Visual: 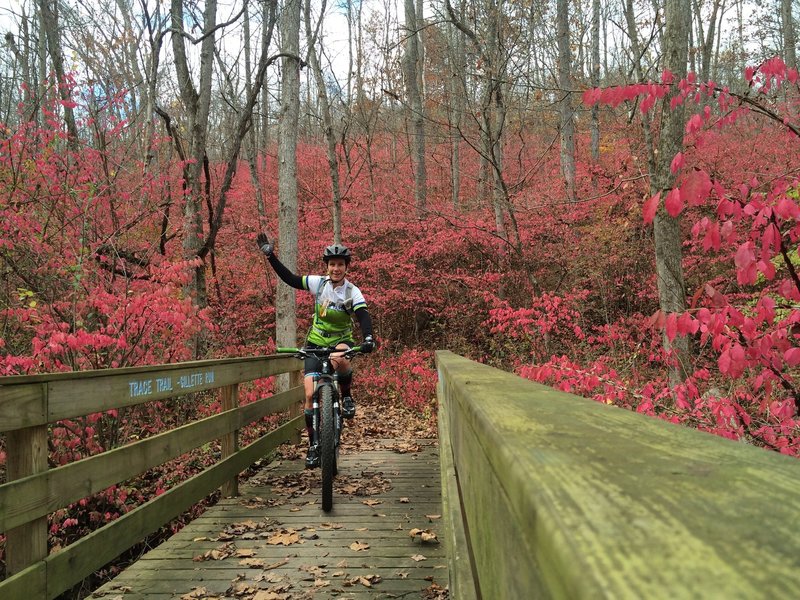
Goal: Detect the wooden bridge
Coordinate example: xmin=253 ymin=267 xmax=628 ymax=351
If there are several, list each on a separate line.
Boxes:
xmin=2 ymin=351 xmax=800 ymax=599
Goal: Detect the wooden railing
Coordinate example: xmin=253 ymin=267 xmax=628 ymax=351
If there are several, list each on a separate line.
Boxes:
xmin=0 ymin=355 xmax=304 ymax=599
xmin=436 ymin=350 xmax=800 ymax=599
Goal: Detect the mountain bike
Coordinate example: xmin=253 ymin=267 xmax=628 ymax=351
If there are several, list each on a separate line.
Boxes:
xmin=277 ymin=344 xmax=363 ymax=512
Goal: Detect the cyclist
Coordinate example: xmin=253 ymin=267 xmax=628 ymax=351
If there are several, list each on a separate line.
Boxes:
xmin=257 ymin=233 xmax=375 ymax=468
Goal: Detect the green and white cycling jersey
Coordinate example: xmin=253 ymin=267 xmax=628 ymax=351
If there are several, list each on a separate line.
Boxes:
xmin=303 ymin=275 xmax=367 ymax=346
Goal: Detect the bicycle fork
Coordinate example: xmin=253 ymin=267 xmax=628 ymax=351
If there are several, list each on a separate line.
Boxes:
xmin=311 ymin=375 xmax=342 ymax=447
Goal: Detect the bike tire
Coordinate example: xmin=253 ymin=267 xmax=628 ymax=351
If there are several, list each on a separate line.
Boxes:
xmin=320 ymin=383 xmax=336 ymax=512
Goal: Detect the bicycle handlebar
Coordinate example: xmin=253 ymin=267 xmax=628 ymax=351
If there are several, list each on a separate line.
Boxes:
xmin=277 ymin=346 xmax=363 ymax=359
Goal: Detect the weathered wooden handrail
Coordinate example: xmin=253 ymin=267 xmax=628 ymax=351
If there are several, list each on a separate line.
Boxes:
xmin=0 ymin=355 xmax=304 ymax=599
xmin=436 ymin=350 xmax=800 ymax=598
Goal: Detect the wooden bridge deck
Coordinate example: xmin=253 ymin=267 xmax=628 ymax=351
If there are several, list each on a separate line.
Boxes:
xmin=91 ymin=439 xmax=448 ymax=599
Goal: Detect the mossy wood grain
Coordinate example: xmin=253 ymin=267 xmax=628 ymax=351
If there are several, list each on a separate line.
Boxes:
xmin=0 ymin=387 xmax=302 ymax=532
xmin=437 ymin=379 xmax=480 ymax=600
xmin=0 ymin=562 xmax=46 ymax=600
xmin=435 ymin=350 xmax=800 ymax=599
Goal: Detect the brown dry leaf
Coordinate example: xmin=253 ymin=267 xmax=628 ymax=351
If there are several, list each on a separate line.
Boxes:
xmin=192 ymin=536 xmax=210 ymax=542
xmin=220 ymin=518 xmax=276 ymax=539
xmin=426 ymin=514 xmax=442 ymax=520
xmin=422 ymin=582 xmax=449 ymax=599
xmin=240 ymin=496 xmax=268 ymax=508
xmin=252 ymin=592 xmax=288 ymax=600
xmin=411 ymin=554 xmax=427 ymax=562
xmin=313 ymin=578 xmax=330 ymax=588
xmin=362 ymin=499 xmax=382 ymax=506
xmin=349 ymin=541 xmax=370 ymax=551
xmin=192 ymin=542 xmax=236 ymax=562
xmin=229 ymin=582 xmax=257 ymax=595
xmin=389 ymin=441 xmax=421 ymax=454
xmin=262 ymin=572 xmax=284 ymax=584
xmin=180 ymin=588 xmax=209 ymax=599
xmin=396 ymin=571 xmax=410 ymax=579
xmin=399 ymin=497 xmax=410 ymax=503
xmin=350 ymin=574 xmax=382 ymax=588
xmin=235 ymin=548 xmax=257 ymax=557
xmin=239 ymin=558 xmax=265 ymax=568
xmin=263 ymin=558 xmax=289 ymax=570
xmin=266 ymin=530 xmax=301 ymax=546
xmin=299 ymin=564 xmax=328 ymax=577
xmin=410 ymin=528 xmax=439 ymax=543
xmin=319 ymin=522 xmax=343 ymax=530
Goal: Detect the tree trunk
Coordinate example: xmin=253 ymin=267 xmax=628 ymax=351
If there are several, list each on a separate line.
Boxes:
xmin=693 ymin=0 xmax=722 ymax=82
xmin=404 ymin=0 xmax=426 ymax=217
xmin=624 ymin=0 xmax=657 ymax=176
xmin=37 ymin=0 xmax=79 ymax=149
xmin=782 ymin=0 xmax=797 ymax=69
xmin=557 ymin=0 xmax=576 ymax=201
xmin=243 ymin=2 xmax=266 ymax=219
xmin=653 ymin=0 xmax=692 ymax=387
xmin=170 ymin=0 xmax=218 ymax=311
xmin=260 ymin=0 xmax=272 ymax=204
xmin=276 ymin=0 xmax=302 ymax=390
xmin=305 ymin=0 xmax=343 ymax=242
xmin=448 ymin=0 xmax=466 ymax=210
xmin=590 ymin=0 xmax=601 ymax=164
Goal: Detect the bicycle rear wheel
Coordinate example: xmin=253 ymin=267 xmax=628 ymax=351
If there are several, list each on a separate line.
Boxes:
xmin=319 ymin=383 xmax=336 ymax=512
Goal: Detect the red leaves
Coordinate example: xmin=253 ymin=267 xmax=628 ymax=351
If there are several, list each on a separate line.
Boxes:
xmin=685 ymin=113 xmax=704 ymax=134
xmin=664 ymin=188 xmax=684 ymax=217
xmin=680 ymin=169 xmax=712 ymax=207
xmin=734 ymin=242 xmax=758 ymax=285
xmin=718 ymin=344 xmax=746 ymax=378
xmin=642 ymin=192 xmax=660 ymax=224
xmin=783 ymin=347 xmax=800 ymax=367
xmin=670 ymin=152 xmax=684 ymax=174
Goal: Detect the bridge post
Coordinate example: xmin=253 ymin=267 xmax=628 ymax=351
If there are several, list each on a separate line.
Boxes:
xmin=5 ymin=424 xmax=48 ymax=574
xmin=288 ymin=370 xmax=303 ymax=444
xmin=220 ymin=384 xmax=239 ymax=497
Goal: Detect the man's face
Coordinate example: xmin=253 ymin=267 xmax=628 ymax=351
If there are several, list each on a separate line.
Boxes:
xmin=326 ymin=258 xmax=348 ymax=282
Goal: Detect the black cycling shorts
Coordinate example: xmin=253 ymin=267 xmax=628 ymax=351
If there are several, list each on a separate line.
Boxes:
xmin=303 ymin=340 xmax=354 ymax=377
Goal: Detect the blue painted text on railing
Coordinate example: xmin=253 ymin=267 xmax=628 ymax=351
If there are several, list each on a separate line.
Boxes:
xmin=128 ymin=370 xmax=215 ymax=399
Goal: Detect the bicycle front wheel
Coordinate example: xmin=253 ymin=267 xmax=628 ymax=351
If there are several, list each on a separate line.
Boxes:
xmin=319 ymin=383 xmax=336 ymax=512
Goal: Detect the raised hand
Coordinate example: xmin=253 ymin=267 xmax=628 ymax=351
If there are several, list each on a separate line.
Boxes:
xmin=256 ymin=232 xmax=273 ymax=256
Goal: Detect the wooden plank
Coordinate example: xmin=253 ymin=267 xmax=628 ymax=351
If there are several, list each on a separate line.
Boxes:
xmin=0 ymin=387 xmax=303 ymax=531
xmin=436 ymin=350 xmax=800 ymax=599
xmin=0 ymin=356 xmax=300 ymax=431
xmin=4 ymin=425 xmax=48 ymax=575
xmin=0 ymin=355 xmax=295 ymax=385
xmin=0 ymin=561 xmax=46 ymax=600
xmin=46 ymin=357 xmax=299 ymax=424
xmin=41 ymin=417 xmax=301 ymax=600
xmin=436 ymin=378 xmax=479 ymax=600
xmin=91 ymin=442 xmax=448 ymax=600
xmin=0 ymin=383 xmax=46 ymax=432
